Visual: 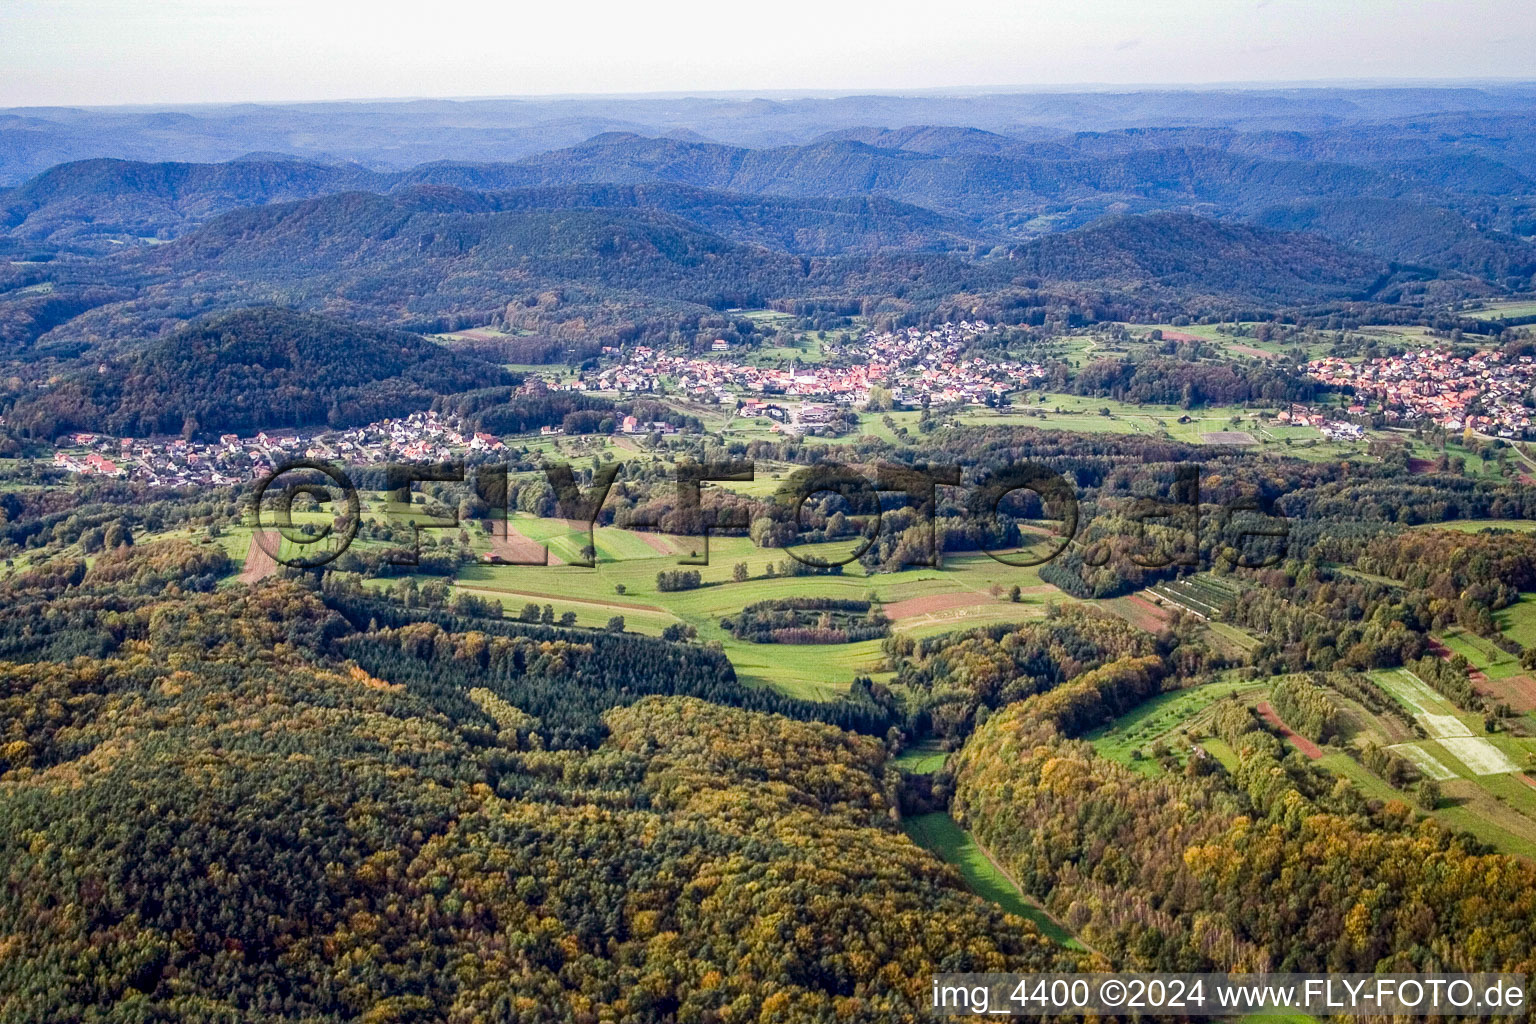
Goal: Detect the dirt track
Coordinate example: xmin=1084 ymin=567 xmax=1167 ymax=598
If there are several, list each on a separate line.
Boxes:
xmin=1430 ymin=636 xmax=1536 ymax=711
xmin=1227 ymin=343 xmax=1278 ymax=360
xmin=454 ymin=585 xmax=667 ymax=617
xmin=239 ymin=530 xmax=279 ymax=584
xmin=488 ymin=524 xmax=561 ymax=565
xmin=1122 ymin=594 xmax=1173 ymax=630
xmin=1256 ymin=701 xmax=1323 ymax=759
xmin=885 ymin=591 xmax=993 ymax=620
xmin=886 ymin=585 xmax=1060 ymax=621
xmin=633 ymin=531 xmax=685 ymax=555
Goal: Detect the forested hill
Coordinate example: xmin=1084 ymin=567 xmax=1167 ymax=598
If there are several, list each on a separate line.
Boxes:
xmin=6 ymin=307 xmax=510 ymax=438
xmin=3 ymin=106 xmax=1532 ymax=354
xmin=0 ymin=157 xmax=386 ymax=249
xmin=428 ymin=183 xmax=989 ymax=255
xmin=25 ymin=194 xmax=1412 ymax=351
xmin=7 ymin=120 xmax=1534 ymax=281
xmin=1009 ymin=212 xmax=1389 ymax=303
xmin=1252 ymin=197 xmax=1536 ymax=284
xmin=509 ymin=132 xmax=1536 ymax=233
xmin=121 ymin=189 xmax=818 ymax=337
xmin=0 ymin=557 xmax=1076 ymax=1018
xmin=4 ymin=86 xmax=1536 ymax=184
xmin=0 ymin=159 xmax=990 ymax=257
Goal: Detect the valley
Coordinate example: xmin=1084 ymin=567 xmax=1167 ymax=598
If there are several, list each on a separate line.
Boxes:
xmin=4 ymin=75 xmax=1536 ymax=1021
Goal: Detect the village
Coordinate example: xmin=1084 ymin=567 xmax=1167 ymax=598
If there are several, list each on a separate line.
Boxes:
xmin=1306 ymin=347 xmax=1536 ymax=438
xmin=54 ymin=327 xmax=1536 ymax=488
xmin=44 ymin=322 xmax=1048 ymax=484
xmin=50 ymin=410 xmax=507 ymax=486
xmin=567 ymin=321 xmax=1045 ymax=410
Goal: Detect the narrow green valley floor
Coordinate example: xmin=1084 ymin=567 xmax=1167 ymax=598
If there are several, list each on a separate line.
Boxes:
xmin=901 ymin=811 xmax=1086 ymax=951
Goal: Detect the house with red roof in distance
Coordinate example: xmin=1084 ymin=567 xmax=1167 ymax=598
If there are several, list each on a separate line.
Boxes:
xmin=470 ymin=432 xmax=506 ymax=451
xmin=84 ymin=453 xmax=123 ymax=477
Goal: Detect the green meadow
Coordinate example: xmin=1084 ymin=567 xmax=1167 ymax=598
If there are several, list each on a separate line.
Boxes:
xmin=900 ymin=812 xmax=1084 ymax=950
xmin=891 ymin=741 xmax=949 ymax=774
xmin=1087 ymin=680 xmax=1251 ymax=776
xmin=957 ymin=392 xmax=1372 ymax=460
xmin=1464 ymin=301 xmax=1536 ymax=321
xmin=448 ymin=527 xmax=1065 ymax=699
xmin=1437 ymin=628 xmax=1525 ymax=680
xmin=1415 ymin=519 xmax=1536 ymax=534
xmin=1495 ymin=594 xmax=1536 ymax=649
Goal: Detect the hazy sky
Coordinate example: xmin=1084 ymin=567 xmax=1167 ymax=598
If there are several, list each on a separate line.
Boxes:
xmin=2 ymin=0 xmax=1533 ymax=107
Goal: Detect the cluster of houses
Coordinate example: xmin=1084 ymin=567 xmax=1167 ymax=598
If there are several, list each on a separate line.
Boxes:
xmin=48 ymin=320 xmax=1052 ymax=484
xmin=568 ymin=321 xmax=1042 ymax=408
xmin=1306 ymin=349 xmax=1536 ymax=438
xmin=51 ymin=411 xmax=506 ymax=487
xmin=1275 ymin=406 xmax=1365 ymax=441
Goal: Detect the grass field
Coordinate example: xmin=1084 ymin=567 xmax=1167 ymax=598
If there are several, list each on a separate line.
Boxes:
xmin=1437 ymin=628 xmax=1525 ymax=680
xmin=1355 ymin=666 xmax=1536 ymax=857
xmin=1129 ymin=320 xmax=1345 ymax=362
xmin=1464 ymin=300 xmax=1536 ymax=321
xmin=446 ymin=527 xmax=1068 ymax=698
xmin=1086 ymin=680 xmax=1250 ymax=776
xmin=1205 ymin=620 xmax=1260 ymax=653
xmin=1416 ymin=519 xmax=1536 ymax=534
xmin=958 ymin=392 xmax=1375 ymax=462
xmin=1075 ymin=665 xmax=1536 ymax=861
xmin=1496 ymin=594 xmax=1536 ymax=649
xmin=900 ymin=812 xmax=1084 ymax=949
xmin=1403 ymin=439 xmax=1523 ymax=483
xmin=891 ymin=741 xmax=948 ymax=774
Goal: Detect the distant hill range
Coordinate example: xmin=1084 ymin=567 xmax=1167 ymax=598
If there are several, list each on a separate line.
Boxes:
xmin=1 ymin=87 xmax=1533 ymax=375
xmin=4 ymin=125 xmax=1533 ymax=285
xmin=4 ymin=86 xmax=1536 ymax=183
xmin=1252 ymin=198 xmax=1536 ymax=282
xmin=12 ymin=189 xmax=1396 ymax=356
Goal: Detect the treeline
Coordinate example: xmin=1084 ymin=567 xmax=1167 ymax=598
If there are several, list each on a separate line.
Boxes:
xmin=450 ymin=332 xmax=605 ymax=366
xmin=0 ymin=538 xmax=245 ymax=662
xmin=1036 ymin=509 xmax=1193 ymax=599
xmin=856 ymin=504 xmax=1021 ymax=574
xmin=322 ymin=586 xmax=898 ymax=745
xmin=1269 ymin=674 xmax=1341 ymax=743
xmin=431 ymin=388 xmax=700 ymax=437
xmin=950 ymin=660 xmax=1536 ymax=975
xmin=655 ymin=568 xmax=703 ymax=592
xmin=881 ymin=605 xmax=1166 ymax=739
xmin=7 ymin=307 xmax=511 ymax=438
xmin=431 ymin=385 xmax=615 ymax=435
xmin=0 ymin=565 xmax=1078 ymax=1018
xmin=1357 ymin=529 xmax=1536 ymax=631
xmin=1071 ymin=354 xmax=1319 ymax=406
xmin=1407 ymin=653 xmax=1483 ymax=712
xmin=1225 ymin=561 xmax=1428 ymax=674
xmin=723 ymin=597 xmax=890 ymax=644
xmin=1222 ymin=526 xmax=1536 ymax=676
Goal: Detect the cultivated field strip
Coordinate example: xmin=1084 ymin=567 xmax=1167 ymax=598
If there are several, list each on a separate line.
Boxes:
xmin=1439 ymin=737 xmax=1522 ymax=776
xmin=1389 ymin=743 xmax=1459 ymax=781
xmin=1148 ymin=574 xmax=1241 ymax=620
xmin=1375 ymin=668 xmax=1523 ymax=776
xmin=1422 ymin=713 xmax=1473 ymax=739
xmin=1381 ymin=668 xmax=1450 ymax=717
